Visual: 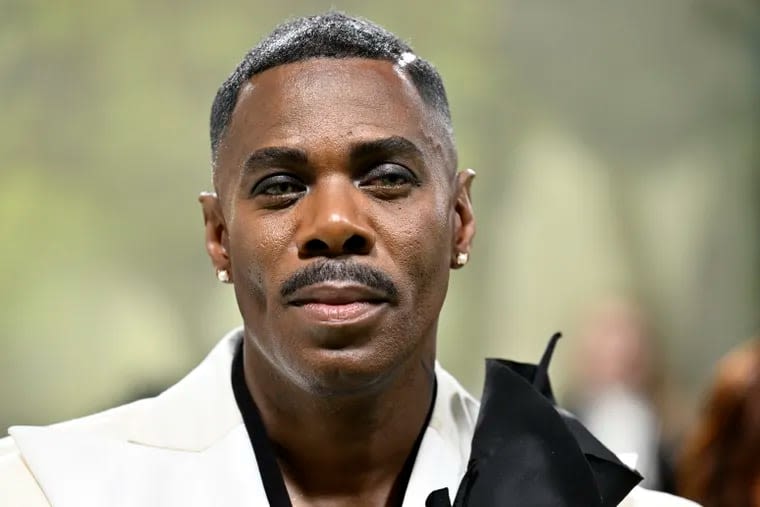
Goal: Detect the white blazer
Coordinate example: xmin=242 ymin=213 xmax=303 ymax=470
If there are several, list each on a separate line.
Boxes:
xmin=0 ymin=329 xmax=698 ymax=506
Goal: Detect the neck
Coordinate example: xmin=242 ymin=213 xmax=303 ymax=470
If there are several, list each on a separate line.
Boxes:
xmin=242 ymin=338 xmax=436 ymax=504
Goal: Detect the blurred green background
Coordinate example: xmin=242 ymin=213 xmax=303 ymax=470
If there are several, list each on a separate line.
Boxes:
xmin=1 ymin=0 xmax=758 ymax=440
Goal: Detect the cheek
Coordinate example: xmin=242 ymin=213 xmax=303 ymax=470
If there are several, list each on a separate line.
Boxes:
xmin=377 ymin=193 xmax=452 ymax=301
xmin=228 ymin=210 xmax=295 ymax=302
xmin=412 ymin=208 xmax=452 ymax=298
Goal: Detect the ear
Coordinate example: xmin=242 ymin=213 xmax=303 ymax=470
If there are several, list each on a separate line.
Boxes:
xmin=450 ymin=169 xmax=476 ymax=269
xmin=198 ymin=191 xmax=232 ymax=282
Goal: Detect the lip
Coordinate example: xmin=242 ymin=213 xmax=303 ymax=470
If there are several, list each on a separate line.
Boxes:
xmin=294 ymin=301 xmax=387 ymax=323
xmin=285 ymin=283 xmax=392 ymax=306
xmin=285 ymin=283 xmax=392 ymax=324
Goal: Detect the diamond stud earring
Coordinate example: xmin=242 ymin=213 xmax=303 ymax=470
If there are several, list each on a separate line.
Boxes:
xmin=455 ymin=252 xmax=469 ymax=267
xmin=216 ymin=269 xmax=231 ymax=283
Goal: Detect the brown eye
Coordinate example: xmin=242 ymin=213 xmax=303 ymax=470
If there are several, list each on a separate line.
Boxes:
xmin=263 ymin=181 xmax=299 ymax=195
xmin=359 ymin=164 xmax=418 ymax=188
xmin=369 ymin=173 xmax=408 ymax=187
xmin=251 ymin=174 xmax=306 ymax=198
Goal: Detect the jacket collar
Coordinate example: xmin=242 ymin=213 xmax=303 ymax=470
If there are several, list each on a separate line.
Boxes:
xmin=10 ymin=328 xmax=478 ymax=507
xmin=122 ymin=327 xmax=476 ymax=458
xmin=124 ymin=327 xmax=244 ymax=451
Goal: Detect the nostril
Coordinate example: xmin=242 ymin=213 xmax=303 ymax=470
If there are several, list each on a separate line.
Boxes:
xmin=303 ymin=238 xmax=330 ymax=255
xmin=299 ymin=233 xmax=372 ymax=258
xmin=343 ymin=234 xmax=368 ymax=254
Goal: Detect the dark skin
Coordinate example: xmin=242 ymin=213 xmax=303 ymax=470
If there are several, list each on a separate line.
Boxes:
xmin=200 ymin=58 xmax=475 ymax=506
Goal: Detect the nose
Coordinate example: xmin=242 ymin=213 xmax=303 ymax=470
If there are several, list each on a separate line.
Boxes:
xmin=295 ymin=177 xmax=376 ymax=258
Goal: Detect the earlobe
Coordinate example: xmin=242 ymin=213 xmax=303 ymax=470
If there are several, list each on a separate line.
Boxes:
xmin=450 ymin=169 xmax=476 ymax=270
xmin=198 ymin=191 xmax=232 ymax=282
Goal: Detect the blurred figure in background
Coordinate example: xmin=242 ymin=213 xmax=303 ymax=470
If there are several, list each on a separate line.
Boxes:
xmin=677 ymin=337 xmax=760 ymax=507
xmin=567 ymin=299 xmax=676 ymax=491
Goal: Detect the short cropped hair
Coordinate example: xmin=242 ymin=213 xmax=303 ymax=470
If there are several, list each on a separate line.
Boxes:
xmin=209 ymin=11 xmax=453 ymax=162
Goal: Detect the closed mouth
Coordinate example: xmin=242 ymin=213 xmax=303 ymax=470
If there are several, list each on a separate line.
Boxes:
xmin=285 ymin=283 xmax=392 ymax=324
xmin=285 ymin=283 xmax=393 ymax=306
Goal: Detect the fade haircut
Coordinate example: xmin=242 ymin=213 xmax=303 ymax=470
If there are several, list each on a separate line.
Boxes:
xmin=209 ymin=11 xmax=454 ymax=165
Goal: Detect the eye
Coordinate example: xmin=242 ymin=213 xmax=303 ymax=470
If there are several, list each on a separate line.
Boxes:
xmin=359 ymin=164 xmax=418 ymax=189
xmin=251 ymin=174 xmax=306 ymax=199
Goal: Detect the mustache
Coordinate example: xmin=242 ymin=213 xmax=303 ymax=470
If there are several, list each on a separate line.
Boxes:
xmin=280 ymin=259 xmax=399 ymax=301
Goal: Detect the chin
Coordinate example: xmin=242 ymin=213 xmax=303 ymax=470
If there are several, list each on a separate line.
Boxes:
xmin=292 ymin=345 xmax=406 ymax=397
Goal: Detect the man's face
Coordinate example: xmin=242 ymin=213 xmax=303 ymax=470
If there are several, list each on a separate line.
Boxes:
xmin=203 ymin=58 xmax=474 ymax=395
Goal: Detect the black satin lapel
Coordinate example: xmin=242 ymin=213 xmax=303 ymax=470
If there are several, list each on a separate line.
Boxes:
xmin=492 ymin=359 xmax=643 ymax=505
xmin=532 ymin=332 xmax=562 ymax=400
xmin=455 ymin=358 xmax=603 ymax=507
xmin=426 ymin=488 xmax=453 ymax=507
xmin=449 ymin=330 xmax=643 ymax=507
xmin=559 ymin=411 xmax=643 ymax=506
xmin=587 ymin=455 xmax=643 ymax=507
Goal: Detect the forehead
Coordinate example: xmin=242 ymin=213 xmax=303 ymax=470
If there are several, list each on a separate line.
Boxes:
xmin=215 ymin=58 xmax=439 ymax=173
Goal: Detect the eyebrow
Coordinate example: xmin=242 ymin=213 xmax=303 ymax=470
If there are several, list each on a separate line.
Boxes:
xmin=241 ymin=136 xmax=424 ymax=176
xmin=349 ymin=136 xmax=424 ymax=163
xmin=242 ymin=146 xmax=309 ymax=175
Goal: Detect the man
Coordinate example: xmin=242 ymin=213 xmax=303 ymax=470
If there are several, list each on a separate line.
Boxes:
xmin=0 ymin=12 xmax=697 ymax=506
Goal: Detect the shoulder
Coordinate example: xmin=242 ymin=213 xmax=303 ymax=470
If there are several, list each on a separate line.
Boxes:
xmin=0 ymin=436 xmax=49 ymax=506
xmin=9 ymin=397 xmax=150 ymax=440
xmin=0 ymin=398 xmax=149 ymax=506
xmin=621 ymin=486 xmax=701 ymax=507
